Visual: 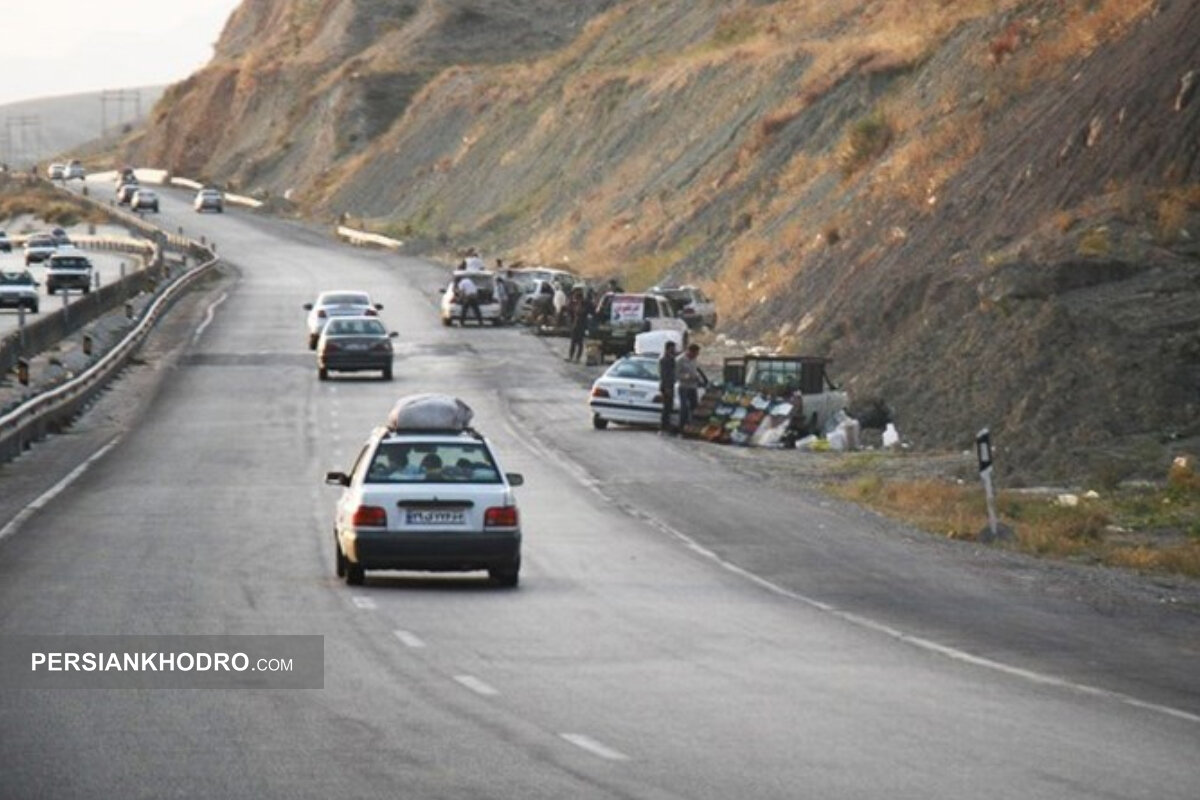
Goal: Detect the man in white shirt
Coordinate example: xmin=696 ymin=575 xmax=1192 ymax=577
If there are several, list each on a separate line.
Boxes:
xmin=457 ymin=275 xmax=482 ymax=325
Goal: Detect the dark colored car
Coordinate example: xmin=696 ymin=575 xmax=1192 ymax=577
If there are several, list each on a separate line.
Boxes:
xmin=316 ymin=316 xmax=396 ymax=381
xmin=0 ymin=231 xmax=11 ymax=253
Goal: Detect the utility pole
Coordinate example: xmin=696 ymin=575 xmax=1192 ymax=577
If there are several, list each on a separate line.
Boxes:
xmin=100 ymin=89 xmax=142 ymax=137
xmin=5 ymin=115 xmax=41 ymax=169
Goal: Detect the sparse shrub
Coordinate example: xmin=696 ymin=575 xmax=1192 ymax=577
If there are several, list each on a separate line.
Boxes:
xmin=838 ymin=111 xmax=893 ymax=177
xmin=1077 ymin=226 xmax=1110 ymax=256
xmin=1156 ymin=193 xmax=1189 ymax=244
xmin=1167 ymin=455 xmax=1200 ymax=493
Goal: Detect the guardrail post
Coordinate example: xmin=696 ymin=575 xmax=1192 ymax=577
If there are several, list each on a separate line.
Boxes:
xmin=125 ymin=302 xmax=134 ymax=319
xmin=83 ymin=333 xmax=93 ymax=357
xmin=17 ymin=358 xmax=29 ymax=386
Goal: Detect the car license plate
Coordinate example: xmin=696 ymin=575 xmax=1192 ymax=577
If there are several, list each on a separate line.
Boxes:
xmin=406 ymin=510 xmax=465 ymax=525
xmin=344 ymin=343 xmax=367 ymax=351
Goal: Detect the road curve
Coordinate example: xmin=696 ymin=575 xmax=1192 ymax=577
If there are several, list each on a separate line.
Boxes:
xmin=0 ymin=184 xmax=1197 ymax=800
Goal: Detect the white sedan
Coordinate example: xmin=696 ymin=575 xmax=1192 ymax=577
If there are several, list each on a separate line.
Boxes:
xmin=588 ymin=354 xmax=684 ymax=430
xmin=303 ymin=290 xmax=383 ymax=350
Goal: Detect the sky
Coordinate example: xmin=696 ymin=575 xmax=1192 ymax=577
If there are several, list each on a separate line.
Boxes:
xmin=0 ymin=0 xmax=244 ymax=107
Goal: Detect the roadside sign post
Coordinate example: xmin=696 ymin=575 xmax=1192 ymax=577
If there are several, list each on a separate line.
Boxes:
xmin=976 ymin=427 xmax=1002 ymax=542
xmin=17 ymin=305 xmax=26 ymax=352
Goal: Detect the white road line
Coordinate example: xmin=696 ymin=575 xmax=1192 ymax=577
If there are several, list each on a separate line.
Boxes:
xmin=560 ymin=733 xmax=629 ymax=761
xmin=393 ymin=630 xmax=426 ymax=648
xmin=0 ymin=438 xmax=120 ymax=542
xmin=500 ymin=399 xmax=1200 ymax=726
xmin=350 ymin=596 xmax=377 ymax=610
xmin=454 ymin=675 xmax=500 ymax=696
xmin=191 ymin=291 xmax=229 ymax=344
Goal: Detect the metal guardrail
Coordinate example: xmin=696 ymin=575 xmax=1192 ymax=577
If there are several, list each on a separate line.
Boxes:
xmin=0 ymin=243 xmax=216 ymax=463
xmin=0 ymin=178 xmax=219 ymax=462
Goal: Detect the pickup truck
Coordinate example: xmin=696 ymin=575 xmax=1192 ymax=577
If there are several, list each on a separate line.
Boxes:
xmin=588 ymin=292 xmax=689 ymax=360
xmin=722 ymin=355 xmax=849 ymax=437
xmin=45 ymin=252 xmax=94 ymax=295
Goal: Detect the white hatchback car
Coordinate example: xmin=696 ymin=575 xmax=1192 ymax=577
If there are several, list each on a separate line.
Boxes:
xmin=303 ymin=290 xmax=383 ymax=350
xmin=440 ymin=270 xmax=503 ymax=326
xmin=325 ymin=398 xmax=524 ymax=587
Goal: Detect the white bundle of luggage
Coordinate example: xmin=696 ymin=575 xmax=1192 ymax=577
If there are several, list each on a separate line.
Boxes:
xmin=386 ymin=394 xmax=474 ymax=431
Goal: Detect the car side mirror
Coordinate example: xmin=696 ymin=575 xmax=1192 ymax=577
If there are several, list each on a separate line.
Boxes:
xmin=506 ymin=473 xmax=524 ymax=487
xmin=388 ymin=331 xmax=399 ymax=338
xmin=374 ymin=303 xmax=384 ymax=310
xmin=324 ymin=471 xmax=350 ymax=487
xmin=303 ymin=303 xmax=314 ymax=310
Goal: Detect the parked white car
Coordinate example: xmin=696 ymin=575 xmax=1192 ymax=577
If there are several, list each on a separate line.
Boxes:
xmin=440 ymin=270 xmax=503 ymax=326
xmin=589 ymin=353 xmax=688 ymax=430
xmin=649 ymin=285 xmax=718 ymax=330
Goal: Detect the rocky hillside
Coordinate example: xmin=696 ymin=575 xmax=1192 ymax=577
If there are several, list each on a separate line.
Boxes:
xmin=127 ymin=0 xmax=1200 ymax=485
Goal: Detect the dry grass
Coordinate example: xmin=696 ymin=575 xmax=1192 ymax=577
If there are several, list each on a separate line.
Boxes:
xmin=828 ymin=455 xmax=1200 ymax=578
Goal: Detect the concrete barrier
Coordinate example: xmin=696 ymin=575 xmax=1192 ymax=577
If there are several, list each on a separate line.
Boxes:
xmin=336 ymin=225 xmax=403 ymax=250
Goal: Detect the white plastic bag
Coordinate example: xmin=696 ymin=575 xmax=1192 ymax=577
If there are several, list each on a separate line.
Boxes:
xmin=882 ymin=422 xmax=900 ymax=448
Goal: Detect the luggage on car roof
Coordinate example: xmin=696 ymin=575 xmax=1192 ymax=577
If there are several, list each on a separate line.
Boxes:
xmin=387 ymin=394 xmax=474 ymax=431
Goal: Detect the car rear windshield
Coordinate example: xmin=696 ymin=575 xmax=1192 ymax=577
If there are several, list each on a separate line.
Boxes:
xmin=607 ymin=358 xmax=659 ymax=380
xmin=0 ymin=272 xmax=33 ymax=285
xmin=365 ymin=441 xmax=501 ymax=484
xmin=50 ymin=257 xmax=90 ymax=269
xmin=322 ymin=293 xmax=370 ymax=306
xmin=326 ymin=318 xmax=386 ymax=336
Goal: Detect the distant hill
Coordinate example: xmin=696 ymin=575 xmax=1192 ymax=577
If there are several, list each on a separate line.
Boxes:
xmin=0 ymin=86 xmax=166 ymax=168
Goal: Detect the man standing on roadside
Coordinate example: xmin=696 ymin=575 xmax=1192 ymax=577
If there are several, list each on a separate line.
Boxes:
xmin=676 ymin=343 xmax=707 ymax=431
xmin=658 ymin=340 xmax=678 ymax=434
xmin=457 ymin=274 xmax=482 ymax=325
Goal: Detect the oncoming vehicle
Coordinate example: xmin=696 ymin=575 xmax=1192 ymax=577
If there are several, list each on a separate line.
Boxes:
xmin=0 ymin=269 xmax=40 ymax=313
xmin=440 ymin=270 xmax=502 ymax=326
xmin=325 ymin=395 xmax=524 ymax=587
xmin=47 ymin=163 xmax=65 ymax=180
xmin=194 ymin=188 xmax=223 ymax=213
xmin=45 ymin=252 xmax=94 ymax=294
xmin=131 ymin=188 xmax=159 ymax=212
xmin=0 ymin=231 xmax=13 ymax=253
xmin=303 ymin=290 xmax=383 ymax=350
xmin=316 ymin=315 xmax=397 ymax=381
xmin=64 ymin=161 xmax=85 ymax=180
xmin=588 ymin=353 xmax=688 ymax=430
xmin=649 ymin=285 xmax=718 ymax=330
xmin=23 ymin=234 xmax=58 ymax=265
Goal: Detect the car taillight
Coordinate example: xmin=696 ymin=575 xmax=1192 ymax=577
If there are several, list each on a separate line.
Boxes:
xmin=324 ymin=342 xmax=339 ymax=353
xmin=485 ymin=506 xmax=519 ymax=527
xmin=371 ymin=340 xmax=392 ymax=352
xmin=365 ymin=308 xmax=378 ymax=316
xmin=352 ymin=505 xmax=387 ymax=527
xmin=591 ymin=387 xmax=610 ymax=398
xmin=317 ymin=309 xmax=327 ymax=318
xmin=652 ymin=393 xmax=663 ymax=403
xmin=682 ymin=307 xmax=696 ymax=315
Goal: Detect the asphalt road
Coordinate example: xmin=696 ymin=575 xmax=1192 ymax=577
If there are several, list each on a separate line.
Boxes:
xmin=0 ymin=184 xmax=1197 ymax=799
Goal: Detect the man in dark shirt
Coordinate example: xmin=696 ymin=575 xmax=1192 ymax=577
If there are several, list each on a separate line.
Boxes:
xmin=658 ymin=340 xmax=678 ymax=434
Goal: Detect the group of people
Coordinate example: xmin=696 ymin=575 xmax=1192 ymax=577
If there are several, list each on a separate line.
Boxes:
xmin=658 ymin=341 xmax=707 ymax=434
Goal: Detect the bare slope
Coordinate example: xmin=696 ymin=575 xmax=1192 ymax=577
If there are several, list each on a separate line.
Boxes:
xmin=128 ymin=0 xmax=1200 ymax=484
